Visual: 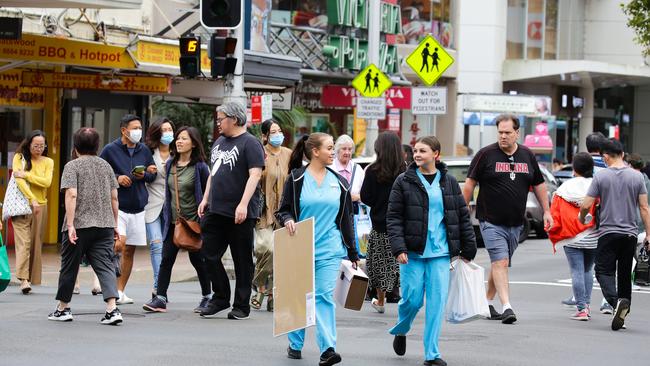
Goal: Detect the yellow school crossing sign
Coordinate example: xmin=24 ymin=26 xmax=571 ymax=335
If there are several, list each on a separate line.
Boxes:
xmin=406 ymin=35 xmax=454 ymax=86
xmin=352 ymin=63 xmax=392 ymax=98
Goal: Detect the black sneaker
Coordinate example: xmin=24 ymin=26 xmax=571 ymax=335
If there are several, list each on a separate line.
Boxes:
xmin=48 ymin=307 xmax=73 ymax=322
xmin=424 ymin=358 xmax=447 ymax=366
xmin=393 ymin=335 xmax=406 ymax=356
xmin=319 ymin=348 xmax=342 ymax=366
xmin=287 ymin=347 xmax=302 ymax=360
xmin=200 ymin=300 xmax=230 ymax=318
xmin=612 ymin=298 xmax=630 ymax=331
xmin=101 ymin=308 xmax=123 ymax=325
xmin=143 ymin=295 xmax=167 ymax=313
xmin=488 ymin=305 xmax=502 ymax=320
xmin=194 ymin=296 xmax=211 ymax=313
xmin=227 ymin=308 xmax=250 ymax=320
xmin=501 ymin=308 xmax=517 ymax=324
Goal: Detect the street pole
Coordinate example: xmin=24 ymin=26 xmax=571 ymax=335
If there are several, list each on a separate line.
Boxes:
xmin=224 ymin=24 xmax=247 ymax=108
xmin=364 ymin=0 xmax=381 ymax=157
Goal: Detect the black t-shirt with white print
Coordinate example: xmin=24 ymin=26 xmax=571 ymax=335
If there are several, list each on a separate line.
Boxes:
xmin=467 ymin=143 xmax=544 ymax=227
xmin=208 ymin=132 xmax=265 ymax=219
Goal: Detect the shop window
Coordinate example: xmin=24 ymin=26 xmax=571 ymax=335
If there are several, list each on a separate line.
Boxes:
xmin=526 ymin=0 xmax=543 ymax=59
xmin=507 ymin=0 xmax=558 ymax=60
xmin=0 ymin=108 xmax=44 ymax=170
xmin=544 ymin=0 xmax=558 ymax=60
xmin=400 ymin=0 xmax=453 ymax=47
xmin=273 ymin=0 xmax=328 ymax=28
xmin=506 ymin=0 xmax=526 ymax=59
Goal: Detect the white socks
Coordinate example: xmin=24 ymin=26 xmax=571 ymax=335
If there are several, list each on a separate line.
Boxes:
xmin=488 ymin=299 xmax=495 ymax=307
xmin=502 ymin=303 xmax=513 ymax=312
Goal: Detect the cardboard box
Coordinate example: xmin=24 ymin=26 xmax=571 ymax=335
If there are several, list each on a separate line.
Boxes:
xmin=273 ymin=218 xmax=315 ymax=337
xmin=334 ymin=260 xmax=369 ymax=311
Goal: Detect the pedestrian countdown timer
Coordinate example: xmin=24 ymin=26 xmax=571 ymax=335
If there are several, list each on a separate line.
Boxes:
xmin=406 ymin=35 xmax=454 ymax=86
xmin=352 ymin=63 xmax=392 ymax=98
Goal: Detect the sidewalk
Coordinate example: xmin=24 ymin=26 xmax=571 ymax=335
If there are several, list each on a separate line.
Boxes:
xmin=5 ymin=244 xmax=234 ymax=289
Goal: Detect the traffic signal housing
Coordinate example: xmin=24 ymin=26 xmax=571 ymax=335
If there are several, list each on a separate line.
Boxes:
xmin=179 ymin=35 xmax=201 ymax=78
xmin=200 ymin=0 xmax=242 ymax=29
xmin=209 ymin=35 xmax=237 ymax=79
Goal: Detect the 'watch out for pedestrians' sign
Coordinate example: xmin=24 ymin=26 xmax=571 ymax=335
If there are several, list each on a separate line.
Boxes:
xmin=406 ymin=35 xmax=454 ymax=86
xmin=352 ymin=63 xmax=392 ymax=98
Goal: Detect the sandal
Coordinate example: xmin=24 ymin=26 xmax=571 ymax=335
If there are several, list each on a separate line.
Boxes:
xmin=251 ymin=292 xmax=265 ymax=310
xmin=266 ymin=295 xmax=274 ymax=312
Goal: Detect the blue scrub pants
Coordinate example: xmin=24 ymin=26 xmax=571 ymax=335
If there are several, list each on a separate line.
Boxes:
xmin=389 ymin=255 xmax=450 ymax=361
xmin=288 ymin=257 xmax=341 ymax=353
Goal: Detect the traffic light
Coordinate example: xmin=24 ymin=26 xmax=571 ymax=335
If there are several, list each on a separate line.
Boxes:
xmin=209 ymin=34 xmax=237 ymax=78
xmin=200 ymin=0 xmax=242 ymax=29
xmin=179 ymin=35 xmax=201 ymax=78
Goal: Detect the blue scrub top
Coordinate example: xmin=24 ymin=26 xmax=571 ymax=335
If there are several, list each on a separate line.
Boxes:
xmin=409 ymin=169 xmax=449 ymax=259
xmin=300 ymin=170 xmax=347 ymax=261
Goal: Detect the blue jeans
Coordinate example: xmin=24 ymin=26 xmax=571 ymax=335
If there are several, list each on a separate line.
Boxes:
xmin=145 ymin=216 xmax=164 ymax=290
xmin=389 ymin=255 xmax=450 ymax=361
xmin=288 ymin=257 xmax=341 ymax=354
xmin=563 ymin=246 xmax=596 ymax=310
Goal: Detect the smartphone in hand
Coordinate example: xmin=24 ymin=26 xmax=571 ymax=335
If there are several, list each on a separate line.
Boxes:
xmin=131 ymin=165 xmax=145 ymax=174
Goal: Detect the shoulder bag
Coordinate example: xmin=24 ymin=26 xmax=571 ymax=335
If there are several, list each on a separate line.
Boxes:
xmin=172 ymin=165 xmax=202 ymax=252
xmin=2 ymin=156 xmax=32 ymax=221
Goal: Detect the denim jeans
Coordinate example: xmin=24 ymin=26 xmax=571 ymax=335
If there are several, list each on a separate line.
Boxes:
xmin=563 ymin=246 xmax=596 ymax=310
xmin=145 ymin=215 xmax=164 ymax=290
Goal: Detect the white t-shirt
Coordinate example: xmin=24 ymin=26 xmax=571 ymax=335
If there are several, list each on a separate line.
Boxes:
xmin=144 ymin=148 xmax=168 ymax=223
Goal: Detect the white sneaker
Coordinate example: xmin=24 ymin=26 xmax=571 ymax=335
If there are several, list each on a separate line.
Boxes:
xmin=117 ymin=291 xmax=134 ymax=305
xmin=371 ymin=298 xmax=385 ymax=314
xmin=100 ymin=308 xmax=123 ymax=325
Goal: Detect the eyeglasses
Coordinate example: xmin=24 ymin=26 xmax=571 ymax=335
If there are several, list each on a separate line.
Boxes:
xmin=216 ymin=116 xmax=230 ymax=124
xmin=508 ymin=156 xmax=515 ymax=171
xmin=31 ymin=144 xmax=47 ymax=150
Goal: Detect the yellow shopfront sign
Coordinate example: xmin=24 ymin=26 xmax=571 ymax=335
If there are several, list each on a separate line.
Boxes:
xmin=0 ymin=34 xmax=135 ymax=69
xmin=135 ymin=40 xmax=211 ymax=71
xmin=22 ymin=71 xmax=171 ymax=93
xmin=0 ymin=69 xmax=45 ymax=108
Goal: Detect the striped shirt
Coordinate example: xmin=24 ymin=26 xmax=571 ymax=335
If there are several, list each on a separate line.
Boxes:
xmin=565 ymin=228 xmax=599 ymax=249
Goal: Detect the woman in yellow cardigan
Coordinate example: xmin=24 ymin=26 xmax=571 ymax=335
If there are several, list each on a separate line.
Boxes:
xmin=12 ymin=130 xmax=54 ymax=294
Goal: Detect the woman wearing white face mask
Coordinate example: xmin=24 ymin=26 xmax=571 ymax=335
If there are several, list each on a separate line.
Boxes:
xmin=250 ymin=119 xmax=292 ymax=312
xmin=143 ymin=117 xmax=175 ymax=297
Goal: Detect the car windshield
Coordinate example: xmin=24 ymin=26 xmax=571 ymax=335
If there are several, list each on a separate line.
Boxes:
xmin=446 ymin=164 xmax=469 ymax=183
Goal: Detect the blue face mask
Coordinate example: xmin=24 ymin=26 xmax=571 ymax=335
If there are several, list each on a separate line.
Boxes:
xmin=269 ymin=133 xmax=284 ymax=147
xmin=160 ymin=132 xmax=174 ymax=145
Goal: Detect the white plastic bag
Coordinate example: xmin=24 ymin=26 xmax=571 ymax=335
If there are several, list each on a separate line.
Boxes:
xmin=445 ymin=259 xmax=490 ymax=323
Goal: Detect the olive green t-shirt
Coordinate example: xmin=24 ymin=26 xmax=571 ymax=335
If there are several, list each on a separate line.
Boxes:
xmin=168 ymin=164 xmax=199 ymax=222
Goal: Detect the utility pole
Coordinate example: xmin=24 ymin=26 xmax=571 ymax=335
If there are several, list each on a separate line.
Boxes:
xmin=223 ymin=24 xmax=246 ymax=107
xmin=364 ymin=0 xmax=381 ymax=157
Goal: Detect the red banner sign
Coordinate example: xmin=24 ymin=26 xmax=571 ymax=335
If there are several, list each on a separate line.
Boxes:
xmin=320 ymin=85 xmax=411 ymax=109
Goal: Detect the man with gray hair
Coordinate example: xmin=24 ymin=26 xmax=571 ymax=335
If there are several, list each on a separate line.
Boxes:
xmin=198 ymin=101 xmax=265 ymax=320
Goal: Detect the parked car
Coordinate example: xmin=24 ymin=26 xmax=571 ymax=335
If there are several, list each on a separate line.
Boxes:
xmin=553 ymin=165 xmax=574 ymax=186
xmin=352 ymin=156 xmax=558 ymax=245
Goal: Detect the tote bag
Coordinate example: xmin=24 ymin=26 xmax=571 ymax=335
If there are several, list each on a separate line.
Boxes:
xmin=354 ymin=204 xmax=371 ymax=258
xmin=445 ymin=259 xmax=490 ymax=323
xmin=2 ymin=157 xmax=32 ymax=221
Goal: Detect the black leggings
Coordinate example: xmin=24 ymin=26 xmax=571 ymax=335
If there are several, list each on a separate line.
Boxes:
xmin=156 ymin=225 xmax=212 ymax=299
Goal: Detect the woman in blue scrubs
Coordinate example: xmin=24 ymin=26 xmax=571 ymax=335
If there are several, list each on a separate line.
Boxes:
xmin=275 ymin=133 xmax=359 ymax=366
xmin=386 ymin=136 xmax=476 ymax=366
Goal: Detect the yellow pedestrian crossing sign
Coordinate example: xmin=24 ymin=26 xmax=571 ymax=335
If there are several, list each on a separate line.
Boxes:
xmin=352 ymin=63 xmax=392 ymax=98
xmin=406 ymin=35 xmax=454 ymax=86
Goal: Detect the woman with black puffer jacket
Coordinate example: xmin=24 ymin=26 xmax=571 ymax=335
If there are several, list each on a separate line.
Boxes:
xmin=386 ymin=136 xmax=476 ymax=366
